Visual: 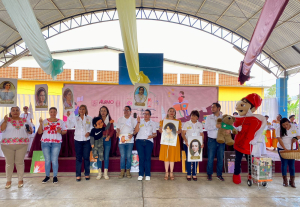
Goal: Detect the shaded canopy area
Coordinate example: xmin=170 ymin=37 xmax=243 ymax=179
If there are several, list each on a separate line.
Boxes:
xmin=0 ymin=0 xmax=300 ymax=76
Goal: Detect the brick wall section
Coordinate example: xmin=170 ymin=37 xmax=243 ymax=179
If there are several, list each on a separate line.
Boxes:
xmin=97 ymin=70 xmax=118 ymax=83
xmin=0 ymin=67 xmax=18 ymax=78
xmin=22 ymin=67 xmax=71 ymax=80
xmin=74 ymin=69 xmax=94 ymax=81
xmin=219 ymin=74 xmax=240 ymax=85
xmin=163 ymin=74 xmax=177 ymax=85
xmin=202 ymin=71 xmax=216 ymax=85
xmin=22 ymin=67 xmax=52 ymax=79
xmin=180 ymin=74 xmax=199 ymax=84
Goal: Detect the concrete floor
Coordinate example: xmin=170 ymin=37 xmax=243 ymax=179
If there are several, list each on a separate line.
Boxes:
xmin=0 ymin=173 xmax=299 ymax=207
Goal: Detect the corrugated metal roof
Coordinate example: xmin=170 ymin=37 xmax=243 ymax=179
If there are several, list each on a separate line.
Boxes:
xmin=0 ymin=0 xmax=299 ymax=74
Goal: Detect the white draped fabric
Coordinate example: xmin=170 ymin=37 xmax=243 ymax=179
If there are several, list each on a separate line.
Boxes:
xmin=2 ymin=0 xmax=64 ymax=79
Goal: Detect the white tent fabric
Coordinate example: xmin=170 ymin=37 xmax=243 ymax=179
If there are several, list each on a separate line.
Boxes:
xmin=2 ymin=0 xmax=64 ymax=79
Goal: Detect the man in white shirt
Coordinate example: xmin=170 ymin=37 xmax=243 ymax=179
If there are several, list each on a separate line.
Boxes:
xmin=116 ymin=106 xmax=137 ymax=179
xmin=205 ymin=102 xmax=225 ymax=181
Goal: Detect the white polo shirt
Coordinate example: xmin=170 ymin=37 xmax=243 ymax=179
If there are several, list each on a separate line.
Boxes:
xmin=67 ymin=112 xmax=93 ymax=141
xmin=277 ymin=124 xmax=300 ymax=150
xmin=204 ymin=113 xmax=223 ymax=139
xmin=116 ymin=116 xmax=137 ymax=144
xmin=183 ymin=120 xmax=203 ymax=144
xmin=136 ymin=119 xmax=157 ymax=143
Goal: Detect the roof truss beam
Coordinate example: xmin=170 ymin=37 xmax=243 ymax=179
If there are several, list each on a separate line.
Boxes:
xmin=49 ymin=0 xmax=65 ymax=18
xmin=216 ymin=0 xmax=235 ymax=23
xmin=0 ymin=8 xmax=284 ymax=78
xmin=195 ymin=0 xmax=207 ymax=15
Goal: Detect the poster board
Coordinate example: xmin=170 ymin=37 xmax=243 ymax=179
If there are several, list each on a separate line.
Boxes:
xmin=62 ymin=86 xmax=75 ymax=112
xmin=131 ymin=150 xmax=139 ymax=172
xmin=181 ymin=151 xmax=199 ymax=173
xmin=187 ymin=136 xmax=203 ymax=162
xmin=133 ymin=83 xmax=149 ymax=109
xmin=0 ymin=78 xmax=17 ymax=107
xmin=160 ymin=119 xmax=179 ymax=146
xmin=90 ymin=151 xmax=99 ymax=173
xmin=30 ymin=151 xmax=45 ymax=173
xmin=35 ymin=84 xmax=48 ymax=111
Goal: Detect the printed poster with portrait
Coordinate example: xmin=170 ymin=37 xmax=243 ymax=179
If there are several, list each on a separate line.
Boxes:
xmin=133 ymin=83 xmax=149 ymax=109
xmin=187 ymin=136 xmax=203 ymax=162
xmin=0 ymin=78 xmax=17 ymax=107
xmin=131 ymin=150 xmax=139 ymax=172
xmin=35 ymin=84 xmax=48 ymax=111
xmin=160 ymin=119 xmax=179 ymax=146
xmin=62 ymin=86 xmax=75 ymax=112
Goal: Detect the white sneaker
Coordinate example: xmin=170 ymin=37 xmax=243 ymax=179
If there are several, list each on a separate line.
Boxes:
xmin=145 ymin=176 xmax=150 ymax=181
xmin=138 ymin=176 xmax=143 ymax=181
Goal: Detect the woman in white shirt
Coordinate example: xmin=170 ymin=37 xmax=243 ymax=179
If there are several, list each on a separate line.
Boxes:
xmin=181 ymin=110 xmax=204 ymax=181
xmin=67 ymin=105 xmax=93 ymax=182
xmin=277 ymin=118 xmax=300 ymax=188
xmin=134 ymin=109 xmax=157 ymax=181
xmin=1 ymin=107 xmax=32 ymax=189
xmin=38 ymin=107 xmax=67 ymax=184
xmin=116 ymin=106 xmax=137 ymax=179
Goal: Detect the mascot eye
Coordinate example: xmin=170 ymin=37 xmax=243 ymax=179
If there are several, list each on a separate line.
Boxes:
xmin=241 ymin=104 xmax=245 ymax=107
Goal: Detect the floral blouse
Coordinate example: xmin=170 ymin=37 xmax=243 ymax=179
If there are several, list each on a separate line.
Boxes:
xmin=0 ymin=117 xmax=31 ymax=145
xmin=41 ymin=119 xmax=67 ymax=143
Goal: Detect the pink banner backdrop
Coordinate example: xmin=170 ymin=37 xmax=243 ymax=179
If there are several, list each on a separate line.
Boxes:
xmin=64 ymin=85 xmax=218 ymax=124
xmin=238 ymin=0 xmax=288 ymax=85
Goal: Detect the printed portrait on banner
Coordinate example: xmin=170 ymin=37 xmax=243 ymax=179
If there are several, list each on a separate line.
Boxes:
xmin=133 ymin=83 xmax=149 ymax=108
xmin=62 ymin=86 xmax=75 ymax=111
xmin=0 ymin=78 xmax=17 ymax=107
xmin=160 ymin=119 xmax=179 ymax=146
xmin=35 ymin=84 xmax=48 ymax=111
xmin=187 ymin=136 xmax=203 ymax=162
xmin=131 ymin=150 xmax=139 ymax=172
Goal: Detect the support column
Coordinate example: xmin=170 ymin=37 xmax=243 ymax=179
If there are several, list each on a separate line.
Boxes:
xmin=276 ymin=77 xmax=288 ymax=118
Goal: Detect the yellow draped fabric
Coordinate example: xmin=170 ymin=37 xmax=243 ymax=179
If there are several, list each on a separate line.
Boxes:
xmin=116 ymin=0 xmax=150 ymax=84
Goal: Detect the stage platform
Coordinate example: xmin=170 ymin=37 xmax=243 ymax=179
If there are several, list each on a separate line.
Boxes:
xmin=1 ymin=150 xmax=299 ymax=174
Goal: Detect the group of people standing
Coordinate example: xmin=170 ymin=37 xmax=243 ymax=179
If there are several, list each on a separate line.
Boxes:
xmin=0 ymin=102 xmax=299 ymax=189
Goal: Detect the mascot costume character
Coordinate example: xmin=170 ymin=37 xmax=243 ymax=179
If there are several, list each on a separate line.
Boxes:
xmin=232 ymin=93 xmax=267 ymax=184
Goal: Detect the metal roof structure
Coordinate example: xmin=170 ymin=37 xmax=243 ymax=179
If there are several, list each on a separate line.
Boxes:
xmin=1 ymin=0 xmax=300 ymax=78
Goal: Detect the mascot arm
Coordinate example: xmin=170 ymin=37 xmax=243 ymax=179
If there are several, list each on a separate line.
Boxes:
xmin=250 ymin=115 xmax=267 ymax=145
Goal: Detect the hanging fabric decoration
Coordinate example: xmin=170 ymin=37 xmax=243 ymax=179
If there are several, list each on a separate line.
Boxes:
xmin=3 ymin=0 xmax=65 ymax=80
xmin=116 ymin=0 xmax=150 ymax=85
xmin=238 ymin=0 xmax=288 ymax=85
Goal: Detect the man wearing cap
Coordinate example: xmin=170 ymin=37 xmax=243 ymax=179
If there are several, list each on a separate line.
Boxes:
xmin=232 ymin=93 xmax=267 ymax=184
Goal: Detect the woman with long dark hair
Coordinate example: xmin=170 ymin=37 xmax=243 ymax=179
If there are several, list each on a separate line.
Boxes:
xmin=67 ymin=105 xmax=93 ymax=182
xmin=96 ymin=106 xmax=115 ymax=179
xmin=277 ymin=118 xmax=300 ymax=188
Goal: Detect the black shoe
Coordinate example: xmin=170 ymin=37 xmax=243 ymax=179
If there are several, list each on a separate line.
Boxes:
xmin=186 ymin=176 xmax=191 ymax=181
xmin=53 ymin=177 xmax=58 ymax=184
xmin=207 ymin=175 xmax=212 ymax=181
xmin=192 ymin=176 xmax=198 ymax=181
xmin=76 ymin=178 xmax=81 ymax=182
xmin=217 ymin=176 xmax=225 ymax=181
xmin=85 ymin=177 xmax=90 ymax=181
xmin=42 ymin=176 xmax=50 ymax=184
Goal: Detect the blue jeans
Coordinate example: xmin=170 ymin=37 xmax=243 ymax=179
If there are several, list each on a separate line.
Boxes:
xmin=97 ymin=137 xmax=111 ymax=169
xmin=41 ymin=142 xmax=62 ymax=177
xmin=119 ymin=143 xmax=134 ymax=170
xmin=278 ymin=148 xmax=295 ymax=176
xmin=206 ymin=138 xmax=225 ymax=176
xmin=136 ymin=139 xmax=153 ymax=176
xmin=184 ymin=144 xmax=198 ymax=176
xmin=74 ymin=140 xmax=91 ymax=177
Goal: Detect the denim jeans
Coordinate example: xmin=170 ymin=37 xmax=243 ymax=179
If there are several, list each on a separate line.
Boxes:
xmin=206 ymin=137 xmax=225 ymax=176
xmin=41 ymin=142 xmax=62 ymax=177
xmin=97 ymin=137 xmax=111 ymax=169
xmin=234 ymin=150 xmax=251 ymax=175
xmin=119 ymin=143 xmax=134 ymax=170
xmin=136 ymin=139 xmax=153 ymax=176
xmin=278 ymin=148 xmax=295 ymax=176
xmin=183 ymin=144 xmax=198 ymax=176
xmin=74 ymin=140 xmax=91 ymax=177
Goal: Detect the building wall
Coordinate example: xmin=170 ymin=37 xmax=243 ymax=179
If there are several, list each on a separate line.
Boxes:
xmin=0 ymin=48 xmax=264 ymax=101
